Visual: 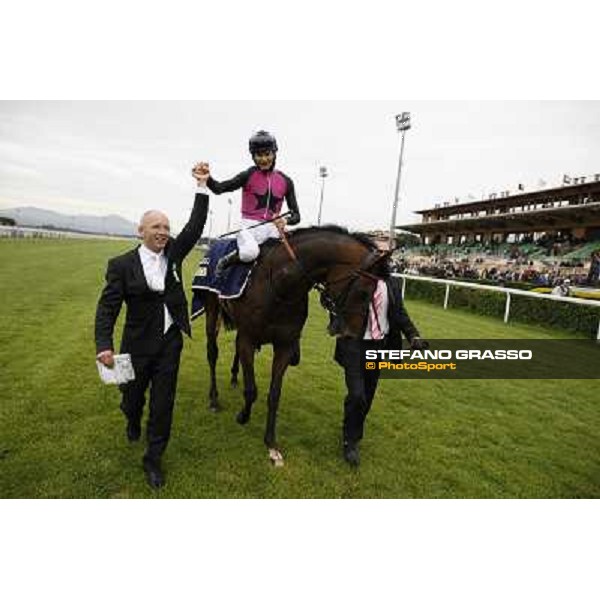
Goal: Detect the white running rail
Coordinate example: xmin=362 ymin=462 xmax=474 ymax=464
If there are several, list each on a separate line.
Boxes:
xmin=393 ymin=273 xmax=600 ymax=340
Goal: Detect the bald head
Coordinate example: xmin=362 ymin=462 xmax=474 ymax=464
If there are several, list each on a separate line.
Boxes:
xmin=138 ymin=210 xmax=171 ymax=253
xmin=140 ymin=210 xmax=169 ymax=227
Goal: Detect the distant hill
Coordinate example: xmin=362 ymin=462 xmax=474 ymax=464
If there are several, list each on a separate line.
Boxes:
xmin=0 ymin=206 xmax=137 ymax=237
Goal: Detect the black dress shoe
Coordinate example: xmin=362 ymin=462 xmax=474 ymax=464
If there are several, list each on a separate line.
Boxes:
xmin=143 ymin=461 xmax=165 ymax=489
xmin=343 ymin=443 xmax=360 ymax=468
xmin=126 ymin=420 xmax=141 ymax=442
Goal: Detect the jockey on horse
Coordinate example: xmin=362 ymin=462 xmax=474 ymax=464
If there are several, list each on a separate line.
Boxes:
xmin=196 ymin=130 xmax=301 ymax=275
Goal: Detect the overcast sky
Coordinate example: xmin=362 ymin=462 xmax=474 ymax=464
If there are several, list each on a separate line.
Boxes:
xmin=1 ymin=100 xmax=599 ymax=235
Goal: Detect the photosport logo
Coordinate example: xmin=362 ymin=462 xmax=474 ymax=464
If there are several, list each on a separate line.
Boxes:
xmin=361 ymin=340 xmax=600 ymax=379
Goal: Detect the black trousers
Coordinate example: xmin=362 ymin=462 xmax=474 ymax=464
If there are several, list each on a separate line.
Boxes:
xmin=119 ymin=326 xmax=183 ymax=465
xmin=342 ymin=339 xmax=384 ymax=445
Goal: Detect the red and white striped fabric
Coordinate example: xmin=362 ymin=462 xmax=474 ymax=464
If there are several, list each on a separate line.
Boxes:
xmin=365 ymin=279 xmax=388 ymax=340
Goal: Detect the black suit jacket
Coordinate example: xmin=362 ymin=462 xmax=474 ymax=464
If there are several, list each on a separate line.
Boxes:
xmin=95 ymin=192 xmax=209 ymax=356
xmin=334 ymin=276 xmax=420 ymax=368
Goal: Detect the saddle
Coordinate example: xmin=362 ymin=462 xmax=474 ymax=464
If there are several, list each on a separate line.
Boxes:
xmin=190 ymin=238 xmax=280 ymax=320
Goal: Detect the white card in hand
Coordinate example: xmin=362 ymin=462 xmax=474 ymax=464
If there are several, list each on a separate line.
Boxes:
xmin=96 ymin=354 xmax=136 ymax=385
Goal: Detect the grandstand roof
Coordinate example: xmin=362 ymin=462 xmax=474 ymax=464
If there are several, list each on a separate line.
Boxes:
xmin=414 ymin=180 xmax=600 ymax=217
xmin=398 ymin=200 xmax=600 ymax=236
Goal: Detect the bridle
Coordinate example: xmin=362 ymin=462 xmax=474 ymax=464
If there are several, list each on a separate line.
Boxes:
xmin=315 ymin=250 xmax=383 ymax=321
xmin=267 ymin=228 xmax=388 ymax=327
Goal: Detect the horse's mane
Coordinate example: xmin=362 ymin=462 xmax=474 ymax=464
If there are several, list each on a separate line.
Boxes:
xmin=289 ymin=225 xmax=390 ymax=277
xmin=290 ymin=224 xmax=379 ymax=252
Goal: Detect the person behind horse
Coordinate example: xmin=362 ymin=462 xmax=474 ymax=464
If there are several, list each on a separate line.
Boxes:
xmin=333 ymin=237 xmax=428 ymax=467
xmin=197 ymin=130 xmax=301 ymax=275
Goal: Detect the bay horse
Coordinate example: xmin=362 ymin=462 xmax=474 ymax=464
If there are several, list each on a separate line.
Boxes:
xmin=202 ymin=226 xmax=389 ymax=465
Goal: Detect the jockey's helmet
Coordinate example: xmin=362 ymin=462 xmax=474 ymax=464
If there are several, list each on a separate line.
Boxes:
xmin=249 ymin=130 xmax=278 ymax=155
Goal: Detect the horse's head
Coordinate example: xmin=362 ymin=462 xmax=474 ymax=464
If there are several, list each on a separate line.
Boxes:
xmin=282 ymin=226 xmax=393 ymax=338
xmin=321 ymin=249 xmax=391 ymax=339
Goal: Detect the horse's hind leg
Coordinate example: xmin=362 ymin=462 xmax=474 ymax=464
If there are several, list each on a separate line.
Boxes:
xmin=236 ymin=335 xmax=257 ymax=425
xmin=205 ymin=293 xmax=221 ymax=412
xmin=230 ymin=333 xmax=240 ymax=388
xmin=264 ymin=342 xmax=294 ymax=466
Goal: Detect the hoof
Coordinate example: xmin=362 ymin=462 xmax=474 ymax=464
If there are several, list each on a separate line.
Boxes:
xmin=209 ymin=402 xmax=221 ymax=413
xmin=230 ymin=378 xmax=238 ymax=388
xmin=268 ymin=448 xmax=285 ymax=467
xmin=236 ymin=411 xmax=249 ymax=425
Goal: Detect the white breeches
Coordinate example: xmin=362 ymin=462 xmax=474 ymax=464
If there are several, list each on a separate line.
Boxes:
xmin=237 ymin=218 xmax=280 ymax=262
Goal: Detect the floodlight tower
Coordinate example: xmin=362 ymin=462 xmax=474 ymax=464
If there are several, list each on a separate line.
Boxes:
xmin=317 ymin=165 xmax=328 ymax=226
xmin=389 ymin=112 xmax=411 ymax=248
xmin=227 ymin=198 xmax=233 ymax=232
xmin=208 ymin=209 xmax=214 ymax=241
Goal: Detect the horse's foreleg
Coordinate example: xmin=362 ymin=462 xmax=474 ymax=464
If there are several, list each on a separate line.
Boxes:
xmin=264 ymin=342 xmax=294 ymax=466
xmin=205 ymin=294 xmax=221 ymax=412
xmin=230 ymin=333 xmax=240 ymax=388
xmin=236 ymin=336 xmax=257 ymax=425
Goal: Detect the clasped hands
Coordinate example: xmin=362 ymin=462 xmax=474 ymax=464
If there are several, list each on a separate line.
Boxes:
xmin=192 ymin=162 xmax=210 ymax=186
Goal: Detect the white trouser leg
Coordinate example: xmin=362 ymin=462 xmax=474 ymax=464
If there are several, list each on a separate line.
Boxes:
xmin=237 ymin=229 xmax=259 ymax=262
xmin=237 ymin=220 xmax=280 ymax=262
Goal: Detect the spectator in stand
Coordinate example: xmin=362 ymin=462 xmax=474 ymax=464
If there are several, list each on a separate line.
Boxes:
xmin=586 ymin=250 xmax=600 ymax=286
xmin=552 ymin=279 xmax=571 ymax=297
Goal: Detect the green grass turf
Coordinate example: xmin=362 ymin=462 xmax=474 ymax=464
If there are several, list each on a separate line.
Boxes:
xmin=1 ymin=238 xmax=599 ymax=498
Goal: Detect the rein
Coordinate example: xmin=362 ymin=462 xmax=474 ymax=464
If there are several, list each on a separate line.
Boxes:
xmin=266 ymin=229 xmax=385 ymax=321
xmin=278 ymin=224 xmax=298 ymax=261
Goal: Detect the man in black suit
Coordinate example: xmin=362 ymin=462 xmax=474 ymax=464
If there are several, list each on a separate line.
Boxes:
xmin=334 ymin=247 xmax=427 ymax=467
xmin=95 ymin=165 xmax=210 ymax=489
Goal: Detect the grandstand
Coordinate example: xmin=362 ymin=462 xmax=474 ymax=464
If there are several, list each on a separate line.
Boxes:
xmin=398 ymin=178 xmax=600 ymax=246
xmin=395 ymin=176 xmax=600 ymax=294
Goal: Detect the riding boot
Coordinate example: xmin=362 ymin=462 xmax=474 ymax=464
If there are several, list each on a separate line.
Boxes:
xmin=215 ymin=250 xmax=240 ymax=277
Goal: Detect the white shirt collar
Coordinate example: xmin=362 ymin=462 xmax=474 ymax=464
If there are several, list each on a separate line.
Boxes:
xmin=139 ymin=244 xmax=164 ymax=261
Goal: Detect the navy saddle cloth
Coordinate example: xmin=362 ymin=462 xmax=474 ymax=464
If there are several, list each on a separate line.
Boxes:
xmin=191 ymin=239 xmax=253 ymax=319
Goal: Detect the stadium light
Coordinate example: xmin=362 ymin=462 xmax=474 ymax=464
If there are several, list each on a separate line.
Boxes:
xmin=227 ymin=198 xmax=233 ymax=232
xmin=389 ymin=112 xmax=411 ymax=247
xmin=317 ymin=166 xmax=328 ymax=226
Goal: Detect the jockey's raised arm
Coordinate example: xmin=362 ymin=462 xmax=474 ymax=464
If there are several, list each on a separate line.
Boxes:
xmin=206 ymin=168 xmax=253 ymax=195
